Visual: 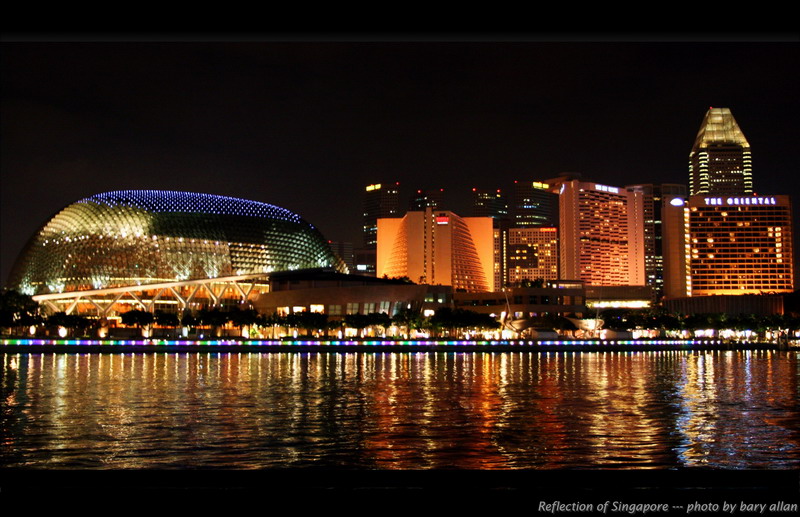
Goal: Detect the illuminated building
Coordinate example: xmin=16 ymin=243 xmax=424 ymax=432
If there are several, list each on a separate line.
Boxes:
xmin=363 ymin=182 xmax=400 ymax=247
xmin=408 ymin=188 xmax=445 ymax=211
xmin=625 ymin=183 xmax=687 ymax=300
xmin=358 ymin=182 xmax=401 ymax=276
xmin=585 ymin=285 xmax=653 ymax=310
xmin=255 ymin=269 xmax=452 ymax=326
xmin=512 ymin=180 xmax=559 ymax=227
xmin=684 ymin=195 xmax=793 ymax=296
xmin=492 ymin=224 xmax=510 ymax=290
xmin=495 ymin=180 xmax=559 ymax=288
xmin=8 ymin=190 xmax=345 ymax=316
xmin=661 ymin=194 xmax=690 ymax=300
xmin=471 ymin=188 xmax=511 ymax=289
xmin=328 ymin=241 xmax=354 ymax=272
xmin=506 ymin=227 xmax=559 ymax=285
xmin=454 ymin=281 xmax=587 ymax=320
xmin=376 ymin=208 xmax=494 ymax=292
xmin=471 ymin=188 xmax=508 ymax=220
xmin=556 ymin=179 xmax=645 ymax=286
xmin=689 ymin=107 xmax=753 ymax=196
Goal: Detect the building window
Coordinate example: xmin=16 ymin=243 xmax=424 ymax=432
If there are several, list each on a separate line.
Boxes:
xmin=346 ymin=303 xmax=359 ymax=314
xmin=329 ymin=304 xmax=342 ymax=315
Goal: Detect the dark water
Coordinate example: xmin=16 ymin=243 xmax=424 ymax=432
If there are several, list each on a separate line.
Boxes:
xmin=1 ymin=350 xmax=798 ymax=469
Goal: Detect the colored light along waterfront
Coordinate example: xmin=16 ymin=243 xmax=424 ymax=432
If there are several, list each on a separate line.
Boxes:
xmin=0 ymin=337 xmax=770 ymax=348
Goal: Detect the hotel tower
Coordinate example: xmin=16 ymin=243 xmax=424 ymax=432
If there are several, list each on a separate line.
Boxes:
xmin=665 ymin=107 xmax=795 ymax=299
xmin=376 ymin=208 xmax=494 ymax=292
xmin=689 ymin=107 xmax=753 ymax=196
xmin=556 ymin=179 xmax=645 ymax=286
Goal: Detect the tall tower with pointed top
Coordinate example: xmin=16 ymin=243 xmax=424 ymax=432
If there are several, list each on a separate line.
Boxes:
xmin=689 ymin=107 xmax=753 ymax=196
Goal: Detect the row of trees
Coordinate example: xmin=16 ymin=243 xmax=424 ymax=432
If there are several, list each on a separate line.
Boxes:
xmin=599 ymin=308 xmax=800 ymax=334
xmin=5 ymin=288 xmax=800 ymax=339
xmin=0 ymin=288 xmax=503 ymax=338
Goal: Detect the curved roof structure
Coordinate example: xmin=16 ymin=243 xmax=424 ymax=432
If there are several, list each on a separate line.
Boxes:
xmin=9 ymin=190 xmax=346 ymax=295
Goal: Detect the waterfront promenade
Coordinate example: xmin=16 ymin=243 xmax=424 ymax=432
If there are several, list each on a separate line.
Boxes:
xmin=1 ymin=337 xmax=792 ymax=353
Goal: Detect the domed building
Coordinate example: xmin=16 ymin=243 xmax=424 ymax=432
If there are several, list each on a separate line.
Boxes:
xmin=9 ymin=190 xmax=346 ymax=317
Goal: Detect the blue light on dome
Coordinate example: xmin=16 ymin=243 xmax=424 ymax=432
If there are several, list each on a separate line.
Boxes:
xmin=9 ymin=190 xmax=346 ymax=294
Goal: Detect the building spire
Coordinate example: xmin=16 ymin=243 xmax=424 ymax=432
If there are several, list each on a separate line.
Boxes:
xmin=692 ymin=107 xmax=750 ymax=150
xmin=689 ymin=107 xmax=753 ymax=196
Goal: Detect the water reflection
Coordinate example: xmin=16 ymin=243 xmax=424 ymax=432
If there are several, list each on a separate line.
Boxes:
xmin=1 ymin=351 xmax=798 ymax=469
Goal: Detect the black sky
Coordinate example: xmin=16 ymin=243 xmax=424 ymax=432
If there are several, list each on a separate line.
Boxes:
xmin=2 ymin=38 xmax=798 ymax=285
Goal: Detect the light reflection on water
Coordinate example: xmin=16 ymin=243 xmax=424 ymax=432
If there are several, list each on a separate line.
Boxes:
xmin=0 ymin=350 xmax=798 ymax=469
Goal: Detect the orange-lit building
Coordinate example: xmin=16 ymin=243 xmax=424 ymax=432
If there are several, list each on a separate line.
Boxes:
xmin=506 ymin=227 xmax=559 ymax=285
xmin=377 ymin=208 xmax=494 ymax=292
xmin=556 ymin=179 xmax=645 ymax=286
xmin=625 ymin=183 xmax=688 ymax=301
xmin=684 ymin=194 xmax=794 ymax=296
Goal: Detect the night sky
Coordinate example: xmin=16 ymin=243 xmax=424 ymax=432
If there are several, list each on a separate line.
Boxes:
xmin=2 ymin=38 xmax=798 ymax=285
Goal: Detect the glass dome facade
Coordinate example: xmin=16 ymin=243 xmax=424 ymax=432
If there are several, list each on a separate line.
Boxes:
xmin=9 ymin=190 xmax=346 ymax=295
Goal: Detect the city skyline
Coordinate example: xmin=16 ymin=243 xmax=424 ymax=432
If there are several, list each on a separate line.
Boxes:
xmin=2 ymin=38 xmax=798 ymax=285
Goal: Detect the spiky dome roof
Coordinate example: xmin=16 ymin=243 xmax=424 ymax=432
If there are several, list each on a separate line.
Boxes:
xmin=9 ymin=190 xmax=346 ymax=295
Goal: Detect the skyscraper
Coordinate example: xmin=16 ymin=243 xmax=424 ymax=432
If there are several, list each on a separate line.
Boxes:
xmin=471 ymin=188 xmax=509 ymax=220
xmin=512 ymin=180 xmax=559 ymax=227
xmin=357 ymin=182 xmax=401 ymax=276
xmin=557 ymin=179 xmax=645 ymax=286
xmin=377 ymin=208 xmax=494 ymax=292
xmin=363 ymin=182 xmax=401 ymax=248
xmin=409 ymin=188 xmax=445 ymax=211
xmin=625 ymin=183 xmax=687 ymax=300
xmin=506 ymin=227 xmax=559 ymax=286
xmin=689 ymin=107 xmax=753 ymax=196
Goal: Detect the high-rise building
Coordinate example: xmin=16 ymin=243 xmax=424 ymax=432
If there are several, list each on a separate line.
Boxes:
xmin=471 ymin=188 xmax=509 ymax=220
xmin=504 ymin=181 xmax=560 ymax=290
xmin=408 ymin=188 xmax=445 ymax=211
xmin=363 ymin=182 xmax=401 ymax=248
xmin=683 ymin=194 xmax=793 ymax=296
xmin=358 ymin=182 xmax=401 ymax=276
xmin=625 ymin=183 xmax=687 ymax=300
xmin=506 ymin=227 xmax=559 ymax=286
xmin=491 ymin=221 xmax=511 ymax=290
xmin=512 ymin=180 xmax=559 ymax=227
xmin=689 ymin=107 xmax=753 ymax=196
xmin=328 ymin=240 xmax=355 ymax=272
xmin=660 ymin=193 xmax=690 ymax=300
xmin=557 ymin=179 xmax=645 ymax=286
xmin=472 ymin=188 xmax=511 ymax=289
xmin=376 ymin=208 xmax=494 ymax=292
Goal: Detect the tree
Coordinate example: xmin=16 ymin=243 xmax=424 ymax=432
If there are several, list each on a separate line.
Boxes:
xmin=392 ymin=307 xmax=424 ymax=334
xmin=344 ymin=313 xmax=371 ymax=337
xmin=180 ymin=310 xmax=199 ymax=333
xmin=363 ymin=312 xmax=391 ymax=337
xmin=197 ymin=308 xmax=230 ymax=336
xmin=293 ymin=311 xmax=328 ymax=337
xmin=0 ymin=289 xmax=42 ymax=334
xmin=154 ymin=310 xmax=179 ymax=327
xmin=428 ymin=307 xmax=500 ymax=338
xmin=47 ymin=312 xmax=92 ymax=337
xmin=228 ymin=308 xmax=260 ymax=330
xmin=121 ymin=309 xmax=154 ymax=329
